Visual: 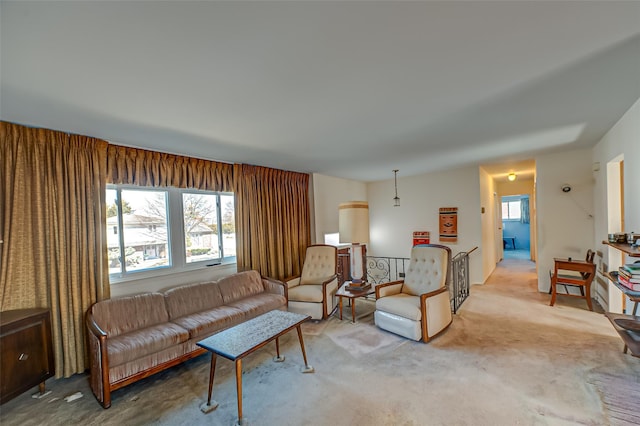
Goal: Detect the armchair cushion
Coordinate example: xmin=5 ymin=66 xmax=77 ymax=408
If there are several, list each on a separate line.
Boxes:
xmin=300 ymin=245 xmax=337 ymax=285
xmin=375 ymin=293 xmax=421 ymax=321
xmin=288 ymin=284 xmax=324 ymax=303
xmin=403 ymin=247 xmax=448 ymax=296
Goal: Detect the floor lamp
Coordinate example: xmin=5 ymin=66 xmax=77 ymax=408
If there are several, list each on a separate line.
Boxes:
xmin=339 ymin=201 xmax=370 ymax=286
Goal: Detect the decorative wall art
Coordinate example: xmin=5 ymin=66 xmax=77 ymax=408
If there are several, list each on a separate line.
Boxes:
xmin=412 ymin=231 xmax=430 ymax=246
xmin=439 ymin=207 xmax=458 ymax=243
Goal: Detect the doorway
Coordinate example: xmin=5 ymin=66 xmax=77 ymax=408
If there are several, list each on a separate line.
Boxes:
xmin=501 ymin=195 xmax=531 ymax=260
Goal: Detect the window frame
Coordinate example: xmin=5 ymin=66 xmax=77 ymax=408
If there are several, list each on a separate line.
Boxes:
xmin=107 ymin=184 xmax=236 ymax=284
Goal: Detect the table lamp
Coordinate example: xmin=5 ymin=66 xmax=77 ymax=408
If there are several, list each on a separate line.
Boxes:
xmin=339 ymin=201 xmax=370 ymax=285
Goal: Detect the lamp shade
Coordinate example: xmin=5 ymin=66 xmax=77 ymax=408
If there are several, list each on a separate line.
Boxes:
xmin=338 ymin=201 xmax=370 ymax=244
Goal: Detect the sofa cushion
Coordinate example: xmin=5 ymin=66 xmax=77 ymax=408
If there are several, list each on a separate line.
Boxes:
xmin=375 ymin=293 xmax=422 ymax=321
xmin=217 ymin=270 xmax=265 ymax=304
xmin=91 ymin=293 xmax=169 ymax=337
xmin=107 ymin=322 xmax=189 ymax=367
xmin=226 ymin=293 xmax=287 ymax=318
xmin=171 ymin=306 xmax=245 ymax=340
xmin=164 ymin=281 xmax=224 ymax=320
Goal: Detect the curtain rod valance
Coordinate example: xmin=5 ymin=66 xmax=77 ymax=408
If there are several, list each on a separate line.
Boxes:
xmin=107 ymin=144 xmax=234 ymax=192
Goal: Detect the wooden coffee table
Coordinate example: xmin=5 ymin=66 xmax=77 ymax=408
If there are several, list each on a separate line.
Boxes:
xmin=336 ymin=282 xmax=375 ymax=323
xmin=197 ymin=310 xmax=313 ymax=425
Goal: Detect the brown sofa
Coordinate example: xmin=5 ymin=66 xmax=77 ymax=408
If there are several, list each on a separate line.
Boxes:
xmin=86 ymin=270 xmax=286 ymax=408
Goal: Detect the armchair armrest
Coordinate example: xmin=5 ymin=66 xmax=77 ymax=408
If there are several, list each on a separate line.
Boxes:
xmin=321 ymin=274 xmax=338 ymax=288
xmin=284 ymin=275 xmax=301 ymax=289
xmin=419 ymin=286 xmax=449 ymax=303
xmin=375 ymin=280 xmax=404 ymax=299
xmin=419 ymin=286 xmax=452 ymax=342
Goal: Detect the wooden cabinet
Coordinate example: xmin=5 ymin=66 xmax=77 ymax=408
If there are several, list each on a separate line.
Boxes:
xmin=1 ymin=308 xmax=55 ymax=404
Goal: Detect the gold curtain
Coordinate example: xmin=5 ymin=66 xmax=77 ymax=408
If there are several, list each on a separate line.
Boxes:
xmin=107 ymin=144 xmax=233 ymax=191
xmin=0 ymin=121 xmax=110 ymax=378
xmin=234 ymin=164 xmax=310 ymax=280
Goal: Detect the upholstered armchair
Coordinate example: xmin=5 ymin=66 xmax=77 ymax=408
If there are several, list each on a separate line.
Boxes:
xmin=286 ymin=244 xmax=339 ymax=320
xmin=374 ymin=245 xmax=452 ymax=342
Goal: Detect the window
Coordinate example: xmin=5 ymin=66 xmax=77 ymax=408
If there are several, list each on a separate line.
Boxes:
xmin=502 ymin=200 xmax=521 ymax=220
xmin=107 ymin=186 xmax=235 ymax=280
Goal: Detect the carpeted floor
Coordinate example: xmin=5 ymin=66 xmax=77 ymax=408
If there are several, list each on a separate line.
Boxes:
xmin=503 ymin=249 xmax=531 ymax=260
xmin=1 ymin=258 xmax=638 ymax=425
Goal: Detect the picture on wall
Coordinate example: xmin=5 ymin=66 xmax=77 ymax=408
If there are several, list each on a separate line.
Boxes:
xmin=439 ymin=207 xmax=458 ymax=243
xmin=413 ymin=231 xmax=430 ymax=246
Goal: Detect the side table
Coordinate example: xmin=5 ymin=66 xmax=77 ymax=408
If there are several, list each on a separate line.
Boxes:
xmin=335 ymin=282 xmax=375 ymax=323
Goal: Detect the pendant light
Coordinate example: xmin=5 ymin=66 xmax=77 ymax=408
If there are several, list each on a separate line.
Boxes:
xmin=393 ymin=169 xmax=400 ymax=207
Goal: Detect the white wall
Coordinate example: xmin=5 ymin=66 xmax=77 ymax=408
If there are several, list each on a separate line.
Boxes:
xmin=593 ymin=97 xmax=640 ymax=245
xmin=479 ymin=167 xmax=498 ymax=283
xmin=535 ymin=148 xmax=595 ymax=292
xmin=366 ymin=166 xmax=484 ymax=284
xmin=110 ymin=263 xmax=237 ymax=297
xmin=311 ymin=173 xmax=367 ymax=244
xmin=592 ymin=97 xmax=640 ymax=313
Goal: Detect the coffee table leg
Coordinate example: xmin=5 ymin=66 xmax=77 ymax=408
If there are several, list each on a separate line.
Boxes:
xmin=339 ymin=296 xmax=343 ymax=320
xmin=235 ymin=358 xmax=243 ymax=424
xmin=351 ymin=298 xmax=356 ymax=323
xmin=200 ymin=353 xmax=219 ymax=413
xmin=273 ymin=337 xmax=285 ymax=362
xmin=296 ymin=325 xmax=315 ymax=373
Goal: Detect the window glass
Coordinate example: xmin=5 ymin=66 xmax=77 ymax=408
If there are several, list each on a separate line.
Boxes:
xmin=221 ymin=194 xmax=236 ymax=258
xmin=107 ymin=185 xmax=235 ymax=281
xmin=183 ymin=193 xmax=219 ymax=263
xmin=123 ymin=189 xmax=170 ymax=271
xmin=502 ymin=200 xmax=521 ymax=220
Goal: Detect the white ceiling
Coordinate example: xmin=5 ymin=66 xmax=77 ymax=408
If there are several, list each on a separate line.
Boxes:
xmin=2 ymin=1 xmax=639 ymax=182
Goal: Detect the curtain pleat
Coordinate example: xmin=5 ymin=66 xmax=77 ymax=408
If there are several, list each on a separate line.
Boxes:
xmin=107 ymin=144 xmax=233 ymax=191
xmin=520 ymin=197 xmax=530 ymax=224
xmin=0 ymin=121 xmax=110 ymax=377
xmin=234 ymin=164 xmax=310 ymax=280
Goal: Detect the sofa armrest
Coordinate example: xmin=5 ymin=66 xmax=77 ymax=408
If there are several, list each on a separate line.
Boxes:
xmin=375 ymin=280 xmax=404 ymax=299
xmin=262 ymin=276 xmax=287 ymax=299
xmin=86 ymin=311 xmax=111 ymax=408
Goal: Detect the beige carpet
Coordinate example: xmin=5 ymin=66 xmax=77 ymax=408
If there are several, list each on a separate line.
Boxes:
xmin=326 ymin=322 xmax=407 ymax=358
xmin=1 ymin=258 xmax=638 ymax=425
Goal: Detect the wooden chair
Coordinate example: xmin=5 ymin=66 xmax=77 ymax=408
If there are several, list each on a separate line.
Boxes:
xmin=548 ymin=249 xmax=595 ymax=295
xmin=549 ymin=252 xmax=596 ymax=311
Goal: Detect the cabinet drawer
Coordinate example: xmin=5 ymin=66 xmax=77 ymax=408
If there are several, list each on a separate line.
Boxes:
xmin=0 ymin=309 xmax=54 ymax=404
xmin=1 ymin=324 xmax=51 ymax=398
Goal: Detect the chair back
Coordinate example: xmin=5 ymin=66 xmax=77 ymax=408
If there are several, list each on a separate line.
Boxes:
xmin=402 ymin=245 xmax=451 ymax=296
xmin=581 ymin=249 xmax=595 ymax=279
xmin=300 ymin=244 xmax=337 ymax=285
